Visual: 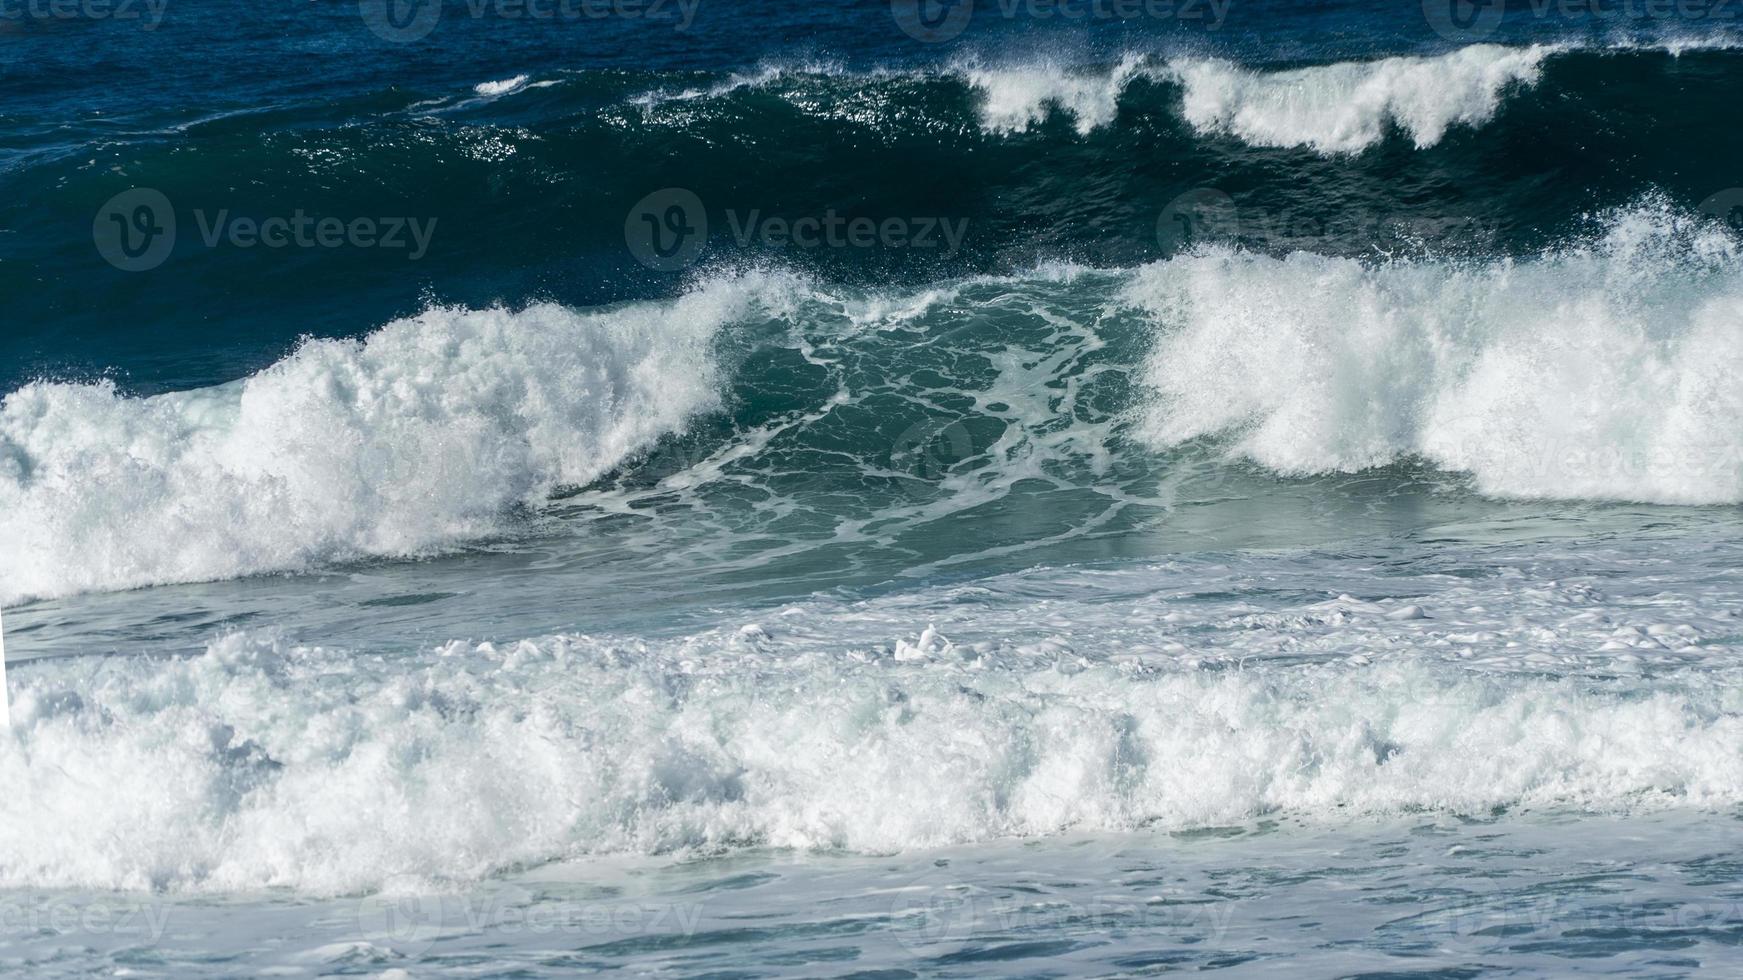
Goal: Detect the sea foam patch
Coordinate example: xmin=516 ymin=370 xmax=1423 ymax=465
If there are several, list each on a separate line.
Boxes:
xmin=2 ymin=545 xmax=1741 ymax=895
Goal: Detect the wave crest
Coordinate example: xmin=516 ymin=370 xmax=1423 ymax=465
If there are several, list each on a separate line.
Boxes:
xmin=0 ymin=274 xmax=794 ymax=605
xmin=1132 ymin=201 xmax=1743 ymax=503
xmin=1165 ymin=43 xmax=1552 ymax=153
xmin=956 ymin=44 xmax=1551 ymax=151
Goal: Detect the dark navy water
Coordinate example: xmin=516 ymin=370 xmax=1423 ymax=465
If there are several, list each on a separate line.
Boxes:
xmin=7 ymin=1 xmax=1743 ymax=391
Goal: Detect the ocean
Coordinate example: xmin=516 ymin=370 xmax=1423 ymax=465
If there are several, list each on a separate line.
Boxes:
xmin=4 ymin=0 xmax=1743 ymax=975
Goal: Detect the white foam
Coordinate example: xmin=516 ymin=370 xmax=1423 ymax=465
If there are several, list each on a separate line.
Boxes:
xmin=1130 ymin=200 xmax=1743 ymax=504
xmin=0 ymin=274 xmax=798 ymax=605
xmin=3 ymin=544 xmax=1741 ymax=895
xmin=962 ymin=54 xmax=1148 ymax=136
xmin=1166 ymin=44 xmax=1552 ymax=153
xmin=628 ymin=61 xmax=851 ymax=111
xmin=473 ymin=74 xmax=530 ymax=97
xmin=955 ymin=45 xmax=1549 ymax=148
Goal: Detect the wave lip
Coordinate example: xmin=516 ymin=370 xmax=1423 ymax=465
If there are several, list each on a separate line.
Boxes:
xmin=0 ymin=274 xmax=798 ymax=606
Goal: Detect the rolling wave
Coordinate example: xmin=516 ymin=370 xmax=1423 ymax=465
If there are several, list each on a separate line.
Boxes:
xmin=610 ymin=40 xmax=1713 ymax=152
xmin=4 ymin=202 xmax=1739 ymax=605
xmin=12 ymin=38 xmax=1743 ymax=377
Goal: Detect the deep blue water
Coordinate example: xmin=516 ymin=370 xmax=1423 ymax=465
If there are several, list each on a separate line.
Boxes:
xmin=6 ymin=1 xmax=1743 ymax=391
